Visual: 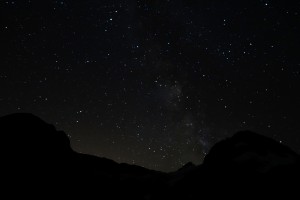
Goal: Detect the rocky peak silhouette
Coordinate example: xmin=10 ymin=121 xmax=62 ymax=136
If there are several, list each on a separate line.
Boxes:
xmin=203 ymin=131 xmax=300 ymax=173
xmin=0 ymin=113 xmax=299 ymax=199
xmin=1 ymin=113 xmax=72 ymax=156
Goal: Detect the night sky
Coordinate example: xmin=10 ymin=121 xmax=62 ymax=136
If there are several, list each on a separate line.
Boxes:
xmin=1 ymin=0 xmax=300 ymax=172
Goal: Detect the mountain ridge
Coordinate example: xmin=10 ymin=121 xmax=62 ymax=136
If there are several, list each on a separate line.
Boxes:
xmin=1 ymin=113 xmax=299 ymax=199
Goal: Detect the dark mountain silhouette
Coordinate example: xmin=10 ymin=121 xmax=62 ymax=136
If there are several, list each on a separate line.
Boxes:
xmin=1 ymin=113 xmax=299 ymax=199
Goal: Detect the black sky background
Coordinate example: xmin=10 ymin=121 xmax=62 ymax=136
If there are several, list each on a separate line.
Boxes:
xmin=1 ymin=0 xmax=300 ymax=171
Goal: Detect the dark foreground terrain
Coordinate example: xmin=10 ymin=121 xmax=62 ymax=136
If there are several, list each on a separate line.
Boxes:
xmin=1 ymin=113 xmax=299 ymax=199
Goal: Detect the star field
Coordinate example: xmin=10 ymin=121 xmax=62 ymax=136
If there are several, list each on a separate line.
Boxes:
xmin=1 ymin=0 xmax=300 ymax=171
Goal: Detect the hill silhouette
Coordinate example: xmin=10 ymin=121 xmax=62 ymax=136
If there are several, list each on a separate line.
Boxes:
xmin=1 ymin=113 xmax=299 ymax=199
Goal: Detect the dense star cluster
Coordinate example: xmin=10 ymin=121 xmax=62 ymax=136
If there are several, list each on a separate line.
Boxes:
xmin=1 ymin=0 xmax=299 ymax=171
